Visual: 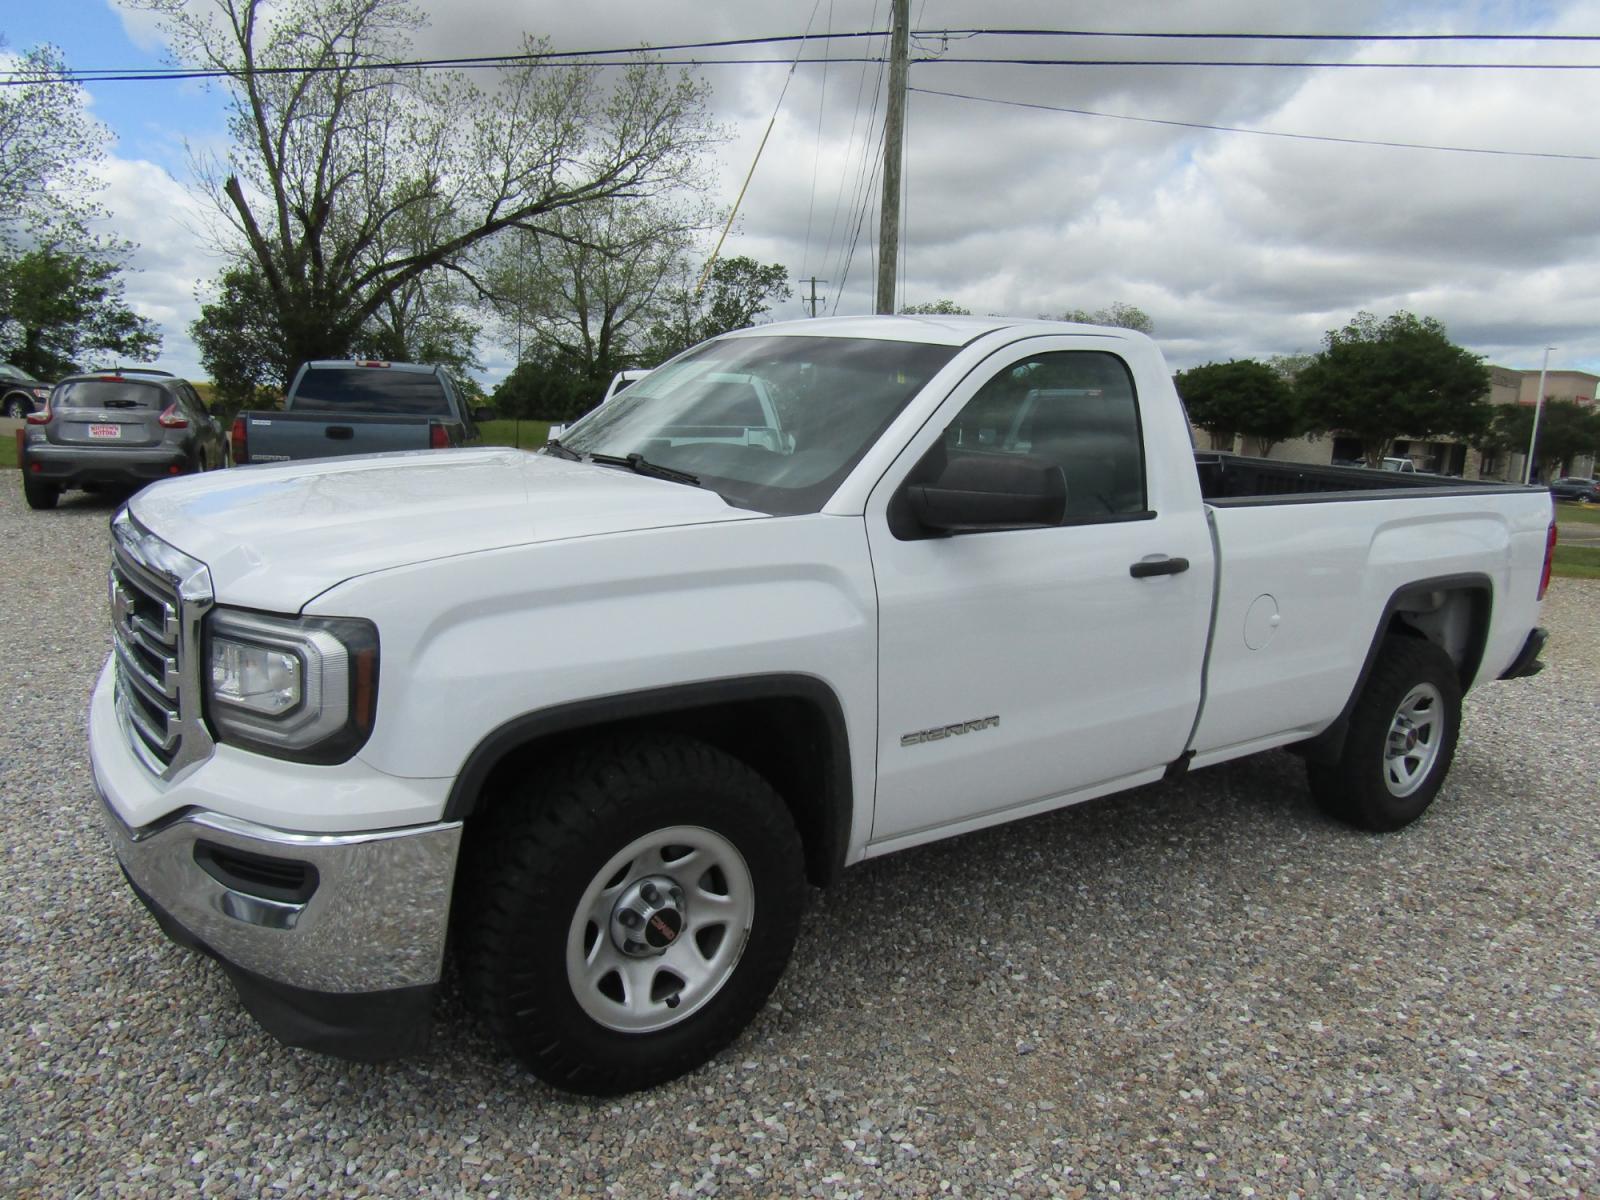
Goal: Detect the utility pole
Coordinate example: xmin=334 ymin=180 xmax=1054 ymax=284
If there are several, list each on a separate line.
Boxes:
xmin=1525 ymin=345 xmax=1555 ymax=484
xmin=875 ymin=0 xmax=910 ymax=315
xmin=803 ymin=276 xmax=829 ymax=317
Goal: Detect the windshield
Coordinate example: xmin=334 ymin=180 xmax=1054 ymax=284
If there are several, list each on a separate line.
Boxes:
xmin=290 ymin=368 xmax=450 ymax=416
xmin=558 ymin=335 xmax=958 ymax=514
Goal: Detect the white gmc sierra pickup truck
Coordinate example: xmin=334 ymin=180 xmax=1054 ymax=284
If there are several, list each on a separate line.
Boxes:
xmin=89 ymin=316 xmax=1554 ymax=1095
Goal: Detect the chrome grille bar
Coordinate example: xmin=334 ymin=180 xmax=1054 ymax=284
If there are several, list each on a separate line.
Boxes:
xmin=108 ymin=508 xmax=215 ymax=780
xmin=113 ymin=638 xmax=178 ymax=711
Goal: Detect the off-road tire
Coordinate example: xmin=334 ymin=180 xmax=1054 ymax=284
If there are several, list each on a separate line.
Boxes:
xmin=22 ymin=474 xmax=59 ymax=510
xmin=1307 ymin=635 xmax=1462 ymax=831
xmin=460 ymin=735 xmax=805 ymax=1095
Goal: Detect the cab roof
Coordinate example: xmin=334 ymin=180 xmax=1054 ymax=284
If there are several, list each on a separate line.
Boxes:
xmin=718 ymin=314 xmax=1143 ymax=347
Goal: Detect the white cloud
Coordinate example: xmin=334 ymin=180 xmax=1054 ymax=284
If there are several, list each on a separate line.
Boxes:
xmin=73 ymin=0 xmax=1600 ymax=383
xmin=109 ymin=1 xmax=174 ymax=53
xmin=91 ymin=157 xmax=226 ymax=378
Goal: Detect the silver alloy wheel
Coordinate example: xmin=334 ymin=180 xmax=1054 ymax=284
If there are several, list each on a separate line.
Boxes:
xmin=565 ymin=825 xmax=755 ymax=1034
xmin=1384 ymin=682 xmax=1444 ymax=798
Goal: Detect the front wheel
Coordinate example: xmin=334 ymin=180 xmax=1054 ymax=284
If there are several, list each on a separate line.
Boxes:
xmin=1307 ymin=635 xmax=1462 ymax=831
xmin=3 ymin=397 xmax=28 ymax=420
xmin=460 ymin=736 xmax=805 ymax=1095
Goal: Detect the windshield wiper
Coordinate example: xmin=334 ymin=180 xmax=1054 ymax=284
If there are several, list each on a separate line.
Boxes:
xmin=542 ymin=438 xmax=581 ymax=461
xmin=588 ymin=452 xmax=700 ymax=488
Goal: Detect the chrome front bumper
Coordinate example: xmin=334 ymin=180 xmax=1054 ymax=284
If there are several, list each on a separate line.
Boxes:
xmin=97 ymin=783 xmax=462 ymax=1059
xmin=98 ymin=787 xmax=462 ymax=995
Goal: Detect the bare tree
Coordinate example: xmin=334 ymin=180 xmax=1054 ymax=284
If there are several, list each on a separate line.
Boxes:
xmin=484 ymin=197 xmax=707 ymax=382
xmin=137 ymin=0 xmax=717 ymax=375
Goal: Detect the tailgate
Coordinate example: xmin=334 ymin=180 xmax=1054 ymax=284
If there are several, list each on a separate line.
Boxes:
xmin=241 ymin=411 xmax=435 ymax=462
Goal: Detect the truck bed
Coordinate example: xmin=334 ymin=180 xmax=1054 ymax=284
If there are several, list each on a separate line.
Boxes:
xmin=1194 ymin=452 xmax=1538 ymax=505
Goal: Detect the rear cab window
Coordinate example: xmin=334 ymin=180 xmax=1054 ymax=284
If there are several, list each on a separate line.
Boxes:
xmin=290 ymin=368 xmax=450 ymax=416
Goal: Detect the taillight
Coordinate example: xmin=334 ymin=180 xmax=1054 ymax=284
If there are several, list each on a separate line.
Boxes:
xmin=1538 ymin=521 xmax=1557 ymax=600
xmin=428 ymin=422 xmax=449 ymax=450
xmin=158 ymin=403 xmax=188 ymax=429
xmin=25 ymin=400 xmax=50 ymax=425
xmin=230 ymin=416 xmax=248 ymax=464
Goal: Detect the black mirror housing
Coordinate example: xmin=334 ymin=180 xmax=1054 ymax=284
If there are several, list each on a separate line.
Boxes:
xmin=904 ymin=452 xmax=1066 ymax=534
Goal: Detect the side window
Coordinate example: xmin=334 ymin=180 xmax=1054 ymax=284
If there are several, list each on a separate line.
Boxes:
xmin=940 ymin=350 xmax=1146 ymax=522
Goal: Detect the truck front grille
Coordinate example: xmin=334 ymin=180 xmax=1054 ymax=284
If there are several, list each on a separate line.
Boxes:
xmin=109 ymin=509 xmax=215 ymax=779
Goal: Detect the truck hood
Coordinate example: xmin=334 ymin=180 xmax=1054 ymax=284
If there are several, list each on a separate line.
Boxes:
xmin=129 ymin=447 xmax=764 ymax=612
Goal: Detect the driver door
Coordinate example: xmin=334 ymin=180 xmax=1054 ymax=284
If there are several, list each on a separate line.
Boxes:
xmin=865 ymin=341 xmax=1213 ymax=844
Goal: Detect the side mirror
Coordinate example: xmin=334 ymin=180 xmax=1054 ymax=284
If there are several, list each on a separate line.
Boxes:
xmin=472 ymin=406 xmax=495 ymax=423
xmin=904 ymin=452 xmax=1066 ymax=534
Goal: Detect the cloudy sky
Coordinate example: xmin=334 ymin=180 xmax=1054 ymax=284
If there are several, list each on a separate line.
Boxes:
xmin=7 ymin=0 xmax=1600 ymax=385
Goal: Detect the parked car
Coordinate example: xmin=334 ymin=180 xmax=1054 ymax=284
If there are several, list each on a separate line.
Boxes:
xmin=1 ymin=363 xmax=52 ymax=419
xmin=1380 ymin=456 xmax=1418 ymax=473
xmin=1549 ymin=476 xmax=1600 ymax=503
xmin=18 ymin=368 xmax=228 ymax=510
xmin=229 ymin=360 xmax=488 ymax=464
xmin=89 ymin=316 xmax=1554 ymax=1094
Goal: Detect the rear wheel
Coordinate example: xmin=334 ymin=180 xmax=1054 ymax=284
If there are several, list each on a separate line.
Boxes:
xmin=22 ymin=474 xmax=59 ymax=510
xmin=1307 ymin=635 xmax=1462 ymax=831
xmin=460 ymin=735 xmax=805 ymax=1095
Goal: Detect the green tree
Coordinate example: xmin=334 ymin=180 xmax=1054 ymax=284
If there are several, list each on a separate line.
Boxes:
xmin=1479 ymin=399 xmax=1600 ymax=482
xmin=1047 ymin=302 xmax=1154 ymax=334
xmin=0 ymin=245 xmax=160 ymax=377
xmin=1295 ymin=311 xmax=1490 ymax=466
xmin=191 ymin=264 xmax=292 ymax=414
xmin=639 ymin=256 xmax=791 ymax=363
xmin=900 ymin=299 xmax=970 ymax=315
xmin=0 ymin=40 xmax=158 ymax=377
xmin=0 ymin=41 xmax=109 ymax=246
xmin=1175 ymin=359 xmax=1301 ymax=456
xmin=133 ymin=0 xmax=716 ymax=378
xmin=492 ymin=350 xmax=593 ymax=422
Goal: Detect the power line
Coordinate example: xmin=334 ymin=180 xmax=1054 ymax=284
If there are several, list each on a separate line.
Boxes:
xmin=697 ymin=0 xmax=825 ymax=294
xmin=20 ymin=56 xmax=1600 ymax=88
xmin=936 ymin=28 xmax=1600 ymax=43
xmin=910 ymin=85 xmax=1600 ymax=162
xmin=820 ymin=3 xmax=883 ymax=307
xmin=11 ymin=28 xmax=1600 ymax=86
xmin=909 ymin=58 xmax=1600 ymax=69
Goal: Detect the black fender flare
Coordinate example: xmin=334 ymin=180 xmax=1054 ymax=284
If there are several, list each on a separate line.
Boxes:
xmin=1295 ymin=572 xmax=1492 ymax=765
xmin=443 ymin=674 xmax=855 ymax=884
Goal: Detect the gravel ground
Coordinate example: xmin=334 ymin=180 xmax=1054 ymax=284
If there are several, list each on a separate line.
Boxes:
xmin=2 ymin=481 xmax=1597 ymax=1200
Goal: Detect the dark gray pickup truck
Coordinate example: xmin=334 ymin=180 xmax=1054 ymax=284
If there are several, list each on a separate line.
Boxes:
xmin=229 ymin=360 xmax=488 ymax=464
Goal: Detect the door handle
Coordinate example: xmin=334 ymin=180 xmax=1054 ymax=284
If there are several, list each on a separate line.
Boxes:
xmin=325 ymin=425 xmax=354 ymax=440
xmin=1130 ymin=556 xmax=1190 ymax=579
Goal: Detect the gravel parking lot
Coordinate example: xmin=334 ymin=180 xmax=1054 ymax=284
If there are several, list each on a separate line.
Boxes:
xmin=2 ymin=480 xmax=1597 ymax=1199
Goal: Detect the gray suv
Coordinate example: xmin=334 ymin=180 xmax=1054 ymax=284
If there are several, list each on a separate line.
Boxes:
xmin=19 ymin=369 xmax=229 ymax=510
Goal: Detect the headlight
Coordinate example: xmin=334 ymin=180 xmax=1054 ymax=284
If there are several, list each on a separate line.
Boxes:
xmin=204 ymin=609 xmax=379 ymax=763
